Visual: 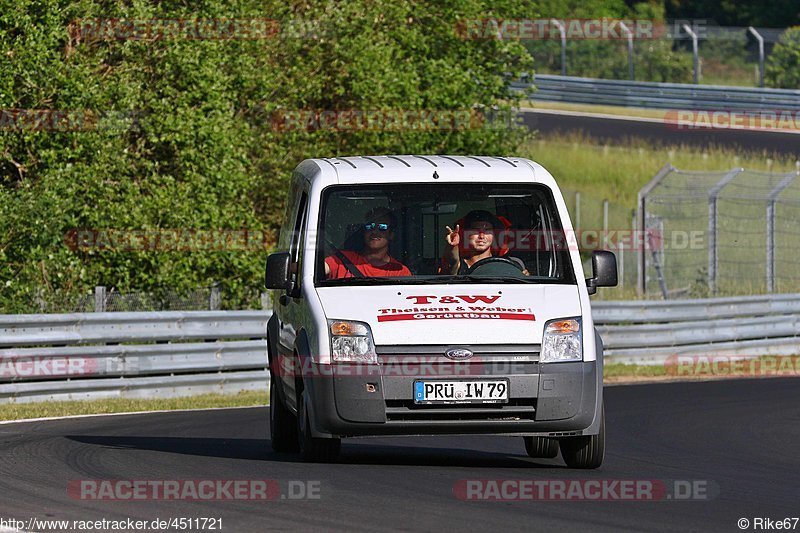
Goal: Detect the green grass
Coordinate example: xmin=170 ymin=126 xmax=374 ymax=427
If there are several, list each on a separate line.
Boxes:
xmin=701 ymin=60 xmax=758 ymax=87
xmin=0 ymin=391 xmax=268 ymax=422
xmin=606 ymin=355 xmax=800 ymax=381
xmin=520 ymin=133 xmax=799 ymax=208
xmin=518 ymin=135 xmax=800 ymax=299
xmin=604 ymin=363 xmax=667 ymax=379
xmin=522 ymin=100 xmax=669 ymax=120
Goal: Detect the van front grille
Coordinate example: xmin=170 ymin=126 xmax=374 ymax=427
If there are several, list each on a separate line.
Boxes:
xmin=384 ymin=398 xmax=536 ymax=422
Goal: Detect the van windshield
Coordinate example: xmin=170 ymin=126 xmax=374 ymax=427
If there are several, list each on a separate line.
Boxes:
xmin=315 ymin=184 xmax=575 ymax=286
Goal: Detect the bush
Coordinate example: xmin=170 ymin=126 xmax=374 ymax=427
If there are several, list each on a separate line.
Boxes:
xmin=766 ymin=26 xmax=800 ymax=89
xmin=524 ymin=1 xmax=692 ymax=83
xmin=0 ymin=0 xmax=535 ymax=312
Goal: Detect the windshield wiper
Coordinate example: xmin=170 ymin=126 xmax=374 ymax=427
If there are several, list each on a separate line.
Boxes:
xmin=459 ymin=276 xmax=537 ymax=283
xmin=320 ymin=277 xmax=405 ymax=286
xmin=320 ymin=276 xmax=554 ymax=285
xmin=413 ymin=275 xmax=536 ymax=284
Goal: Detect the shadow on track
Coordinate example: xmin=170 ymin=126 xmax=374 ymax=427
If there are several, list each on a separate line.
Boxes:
xmin=65 ymin=435 xmax=562 ymax=468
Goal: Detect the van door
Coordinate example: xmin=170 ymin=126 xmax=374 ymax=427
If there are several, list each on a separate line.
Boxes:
xmin=275 ymin=187 xmax=309 ymax=413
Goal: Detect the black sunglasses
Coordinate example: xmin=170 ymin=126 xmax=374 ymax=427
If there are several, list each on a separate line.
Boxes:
xmin=364 ymin=222 xmax=390 ymax=232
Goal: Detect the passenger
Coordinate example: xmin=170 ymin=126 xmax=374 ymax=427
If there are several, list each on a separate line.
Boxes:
xmin=325 ymin=207 xmax=412 ymax=279
xmin=442 ymin=209 xmax=527 ymax=275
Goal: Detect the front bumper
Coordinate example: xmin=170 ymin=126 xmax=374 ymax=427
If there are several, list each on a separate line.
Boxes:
xmin=302 ymin=354 xmax=600 ymax=438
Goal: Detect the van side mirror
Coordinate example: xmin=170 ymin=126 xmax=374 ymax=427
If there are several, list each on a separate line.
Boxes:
xmin=586 ymin=250 xmax=618 ymax=295
xmin=265 ymin=252 xmax=293 ymax=290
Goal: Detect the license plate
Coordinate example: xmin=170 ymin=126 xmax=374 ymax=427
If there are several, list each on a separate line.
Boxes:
xmin=413 ymin=380 xmax=509 ymax=404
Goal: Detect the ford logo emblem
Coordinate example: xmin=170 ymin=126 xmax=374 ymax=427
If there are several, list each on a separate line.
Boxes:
xmin=445 ymin=348 xmax=473 ymax=360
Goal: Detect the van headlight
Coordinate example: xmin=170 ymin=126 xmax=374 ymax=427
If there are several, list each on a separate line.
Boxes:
xmin=541 ymin=318 xmax=582 ymax=363
xmin=328 ymin=320 xmax=378 ymax=364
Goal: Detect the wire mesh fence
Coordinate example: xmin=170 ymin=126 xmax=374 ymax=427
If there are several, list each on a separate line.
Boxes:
xmin=27 ymin=284 xmax=271 ymax=314
xmin=639 ymin=165 xmax=800 ymax=298
xmin=525 ymin=23 xmax=787 ymax=87
xmin=561 ymin=189 xmax=637 ymax=299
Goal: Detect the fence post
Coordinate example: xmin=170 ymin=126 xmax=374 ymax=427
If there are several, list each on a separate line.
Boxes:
xmin=766 ymin=172 xmax=798 ymax=292
xmin=209 ymin=282 xmax=221 ymax=310
xmin=94 ymin=286 xmax=106 ymax=313
xmin=619 ymin=21 xmax=634 ymax=80
xmin=552 ymin=19 xmax=567 ymax=76
xmin=748 ymin=27 xmax=765 ymax=88
xmin=707 ymin=168 xmax=743 ymax=294
xmin=682 ymin=24 xmax=700 ymax=84
xmin=574 ymin=191 xmax=581 ymax=230
xmin=602 ymin=199 xmax=609 ymax=249
xmin=637 ymin=164 xmax=674 ymax=296
xmin=261 ymin=292 xmax=271 ymax=310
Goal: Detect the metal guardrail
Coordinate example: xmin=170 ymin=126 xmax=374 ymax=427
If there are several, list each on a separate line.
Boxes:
xmin=1 ymin=295 xmax=798 ymax=403
xmin=0 ymin=311 xmax=270 ymax=404
xmin=0 ymin=311 xmax=268 ymax=347
xmin=515 ymin=74 xmax=800 ymax=112
xmin=594 ymin=293 xmax=800 ymax=364
xmin=592 ymin=293 xmax=800 ymax=323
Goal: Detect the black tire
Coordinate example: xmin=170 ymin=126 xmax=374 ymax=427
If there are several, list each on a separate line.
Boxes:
xmin=523 ymin=436 xmax=559 ymax=458
xmin=269 ymin=373 xmax=299 ymax=452
xmin=559 ymin=407 xmax=605 ymax=469
xmin=297 ymin=392 xmax=341 ymax=463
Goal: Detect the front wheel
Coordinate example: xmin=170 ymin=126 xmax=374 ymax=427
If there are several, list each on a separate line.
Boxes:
xmin=297 ymin=392 xmax=341 ymax=463
xmin=269 ymin=374 xmax=299 ymax=452
xmin=523 ymin=436 xmax=559 ymax=458
xmin=559 ymin=407 xmax=605 ymax=469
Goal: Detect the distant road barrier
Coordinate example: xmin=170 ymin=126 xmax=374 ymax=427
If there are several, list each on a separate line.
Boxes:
xmin=516 ymin=74 xmax=800 ymax=112
xmin=1 ymin=294 xmax=798 ymax=403
xmin=0 ymin=311 xmax=269 ymax=404
xmin=594 ymin=293 xmax=800 ymax=364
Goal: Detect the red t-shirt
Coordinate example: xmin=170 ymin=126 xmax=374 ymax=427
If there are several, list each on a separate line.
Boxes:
xmin=325 ymin=250 xmax=411 ymax=279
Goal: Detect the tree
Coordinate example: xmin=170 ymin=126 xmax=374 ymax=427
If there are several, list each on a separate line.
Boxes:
xmin=664 ymin=0 xmax=800 ymax=28
xmin=0 ymin=0 xmax=536 ymax=312
xmin=766 ymin=26 xmax=800 ymax=89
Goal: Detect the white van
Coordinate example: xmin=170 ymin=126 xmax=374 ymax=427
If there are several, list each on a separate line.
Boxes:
xmin=265 ymin=155 xmax=617 ymax=468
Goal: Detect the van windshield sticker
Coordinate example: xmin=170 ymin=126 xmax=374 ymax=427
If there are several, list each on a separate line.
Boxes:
xmin=377 ymin=293 xmax=535 ymax=322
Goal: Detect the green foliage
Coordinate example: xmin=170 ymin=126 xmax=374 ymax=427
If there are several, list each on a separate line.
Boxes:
xmin=0 ymin=0 xmax=535 ymax=312
xmin=537 ymin=0 xmax=632 ymax=18
xmin=525 ymin=2 xmax=693 ymax=82
xmin=665 ymin=0 xmax=800 ymax=28
xmin=635 ymin=39 xmax=693 ymax=82
xmin=766 ymin=27 xmax=800 ymax=89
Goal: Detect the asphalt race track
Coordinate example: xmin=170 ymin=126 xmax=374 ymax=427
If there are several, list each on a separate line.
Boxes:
xmin=0 ymin=378 xmax=797 ymax=532
xmin=521 ymin=108 xmax=800 ymax=157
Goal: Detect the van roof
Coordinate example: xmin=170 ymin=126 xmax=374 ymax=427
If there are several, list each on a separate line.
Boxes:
xmin=302 ymin=155 xmax=551 ymax=186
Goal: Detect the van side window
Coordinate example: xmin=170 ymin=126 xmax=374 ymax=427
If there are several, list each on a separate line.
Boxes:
xmin=289 ymin=191 xmax=309 ymax=290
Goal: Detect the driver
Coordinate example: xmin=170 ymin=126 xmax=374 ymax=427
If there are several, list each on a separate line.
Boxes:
xmin=442 ymin=210 xmax=527 ymax=275
xmin=325 ymin=207 xmax=411 ymax=279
